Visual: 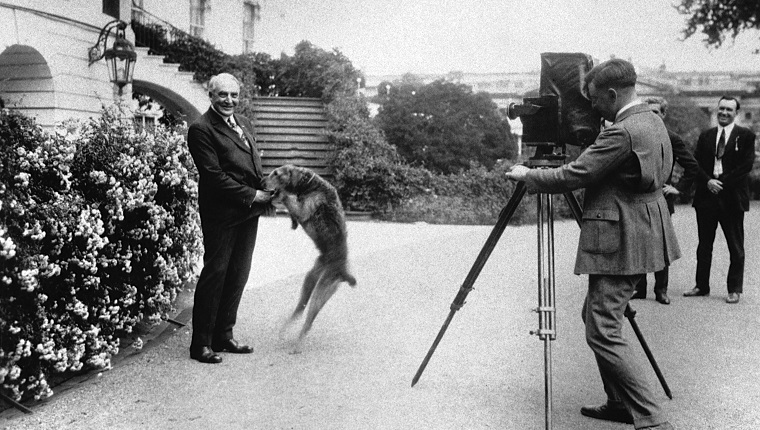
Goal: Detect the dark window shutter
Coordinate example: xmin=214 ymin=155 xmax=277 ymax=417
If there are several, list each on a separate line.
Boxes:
xmin=103 ymin=0 xmax=119 ymax=18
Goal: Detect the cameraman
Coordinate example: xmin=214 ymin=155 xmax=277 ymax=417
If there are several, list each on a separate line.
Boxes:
xmin=506 ymin=59 xmax=677 ymax=430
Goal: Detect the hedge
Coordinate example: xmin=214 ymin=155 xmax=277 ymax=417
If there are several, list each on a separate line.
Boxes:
xmin=0 ymin=107 xmax=202 ymax=402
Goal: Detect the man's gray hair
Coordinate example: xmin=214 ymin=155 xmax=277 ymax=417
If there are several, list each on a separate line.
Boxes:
xmin=644 ymin=96 xmax=668 ymax=115
xmin=208 ymin=73 xmax=241 ymax=94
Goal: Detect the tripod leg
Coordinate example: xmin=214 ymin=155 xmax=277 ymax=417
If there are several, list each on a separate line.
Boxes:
xmin=624 ymin=305 xmax=673 ymax=399
xmin=411 ymin=182 xmax=528 ymax=387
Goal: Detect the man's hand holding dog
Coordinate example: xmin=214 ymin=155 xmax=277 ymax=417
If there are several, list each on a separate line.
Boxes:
xmin=254 ymin=189 xmax=274 ymax=203
xmin=505 ymin=164 xmax=530 ymax=181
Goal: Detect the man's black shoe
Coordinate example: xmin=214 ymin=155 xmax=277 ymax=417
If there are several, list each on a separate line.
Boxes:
xmin=655 ymin=292 xmax=670 ymax=305
xmin=631 ymin=291 xmax=647 ymax=300
xmin=683 ymin=287 xmax=709 ymax=297
xmin=211 ymin=338 xmax=253 ymax=354
xmin=580 ymin=402 xmax=634 ymax=424
xmin=190 ymin=346 xmax=222 ymax=364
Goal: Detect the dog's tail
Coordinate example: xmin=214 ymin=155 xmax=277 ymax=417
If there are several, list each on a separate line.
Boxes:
xmin=342 ymin=270 xmax=357 ymax=287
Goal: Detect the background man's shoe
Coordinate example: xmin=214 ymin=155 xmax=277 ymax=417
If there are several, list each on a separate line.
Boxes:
xmin=726 ymin=293 xmax=740 ymax=304
xmin=655 ymin=292 xmax=670 ymax=305
xmin=631 ymin=291 xmax=647 ymax=300
xmin=190 ymin=346 xmax=222 ymax=364
xmin=580 ymin=403 xmax=633 ymax=424
xmin=683 ymin=287 xmax=709 ymax=297
xmin=212 ymin=338 xmax=253 ymax=353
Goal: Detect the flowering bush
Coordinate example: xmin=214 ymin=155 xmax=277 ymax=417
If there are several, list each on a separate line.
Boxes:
xmin=0 ymin=107 xmax=202 ymax=402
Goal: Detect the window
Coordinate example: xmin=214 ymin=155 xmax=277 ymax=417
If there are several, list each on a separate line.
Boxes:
xmin=103 ymin=0 xmax=119 ymax=18
xmin=243 ymin=2 xmax=260 ymax=53
xmin=131 ymin=0 xmax=145 ymax=23
xmin=745 ymin=111 xmax=752 ymax=120
xmin=190 ymin=0 xmax=207 ymax=38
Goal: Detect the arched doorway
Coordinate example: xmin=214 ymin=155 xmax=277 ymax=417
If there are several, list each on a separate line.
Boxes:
xmin=0 ymin=45 xmax=55 ymax=127
xmin=132 ymin=79 xmax=202 ymax=126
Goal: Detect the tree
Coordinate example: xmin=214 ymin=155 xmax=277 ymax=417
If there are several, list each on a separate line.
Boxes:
xmin=276 ymin=41 xmax=363 ymax=101
xmin=662 ymin=95 xmax=710 ymax=150
xmin=677 ymin=1 xmax=760 ymax=50
xmin=375 ymin=79 xmax=518 ymax=174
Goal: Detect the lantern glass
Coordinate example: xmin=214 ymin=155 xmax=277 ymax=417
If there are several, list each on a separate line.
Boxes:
xmin=104 ymin=36 xmax=137 ymax=89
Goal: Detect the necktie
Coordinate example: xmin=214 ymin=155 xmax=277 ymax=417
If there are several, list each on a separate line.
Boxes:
xmin=716 ymin=129 xmax=726 ymax=159
xmin=227 ymin=117 xmax=249 ymax=148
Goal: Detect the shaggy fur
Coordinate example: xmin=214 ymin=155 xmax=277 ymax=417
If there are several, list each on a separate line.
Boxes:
xmin=265 ymin=164 xmax=357 ymax=341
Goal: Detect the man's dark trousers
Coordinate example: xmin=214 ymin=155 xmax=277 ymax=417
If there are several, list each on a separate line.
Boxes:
xmin=191 ymin=216 xmax=259 ymax=349
xmin=695 ymin=204 xmax=745 ymax=294
xmin=584 ymin=274 xmax=665 ymax=427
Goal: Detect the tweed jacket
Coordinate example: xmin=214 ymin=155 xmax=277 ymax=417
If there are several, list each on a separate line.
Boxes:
xmin=692 ymin=124 xmax=756 ymax=213
xmin=523 ymin=103 xmax=681 ymax=275
xmin=187 ymin=108 xmax=269 ymax=228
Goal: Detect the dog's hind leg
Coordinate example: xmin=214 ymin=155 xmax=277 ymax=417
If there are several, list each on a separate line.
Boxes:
xmin=279 ymin=261 xmax=321 ymax=340
xmin=298 ymin=275 xmax=340 ymax=340
xmin=291 ymin=263 xmax=320 ymax=321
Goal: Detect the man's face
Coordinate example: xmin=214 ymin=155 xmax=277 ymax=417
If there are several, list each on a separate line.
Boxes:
xmin=649 ymin=103 xmax=665 ymax=120
xmin=587 ymin=82 xmax=616 ymax=122
xmin=716 ymin=99 xmax=738 ymax=127
xmin=210 ymin=79 xmax=240 ymax=117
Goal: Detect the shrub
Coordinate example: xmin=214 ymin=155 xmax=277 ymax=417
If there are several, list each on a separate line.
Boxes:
xmin=382 ymin=161 xmax=531 ymax=225
xmin=326 ymin=96 xmax=431 ymax=212
xmin=0 ymin=107 xmax=201 ymax=402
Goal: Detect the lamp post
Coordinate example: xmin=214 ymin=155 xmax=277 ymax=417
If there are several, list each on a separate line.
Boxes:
xmin=88 ymin=20 xmax=137 ymax=95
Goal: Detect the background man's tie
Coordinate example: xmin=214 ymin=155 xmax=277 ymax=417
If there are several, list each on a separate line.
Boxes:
xmin=716 ymin=129 xmax=726 ymax=159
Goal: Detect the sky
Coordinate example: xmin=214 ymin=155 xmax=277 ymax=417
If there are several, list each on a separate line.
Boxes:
xmin=254 ymin=0 xmax=760 ymax=76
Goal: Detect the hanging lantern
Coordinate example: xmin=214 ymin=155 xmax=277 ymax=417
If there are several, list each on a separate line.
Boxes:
xmin=88 ymin=20 xmax=137 ymax=95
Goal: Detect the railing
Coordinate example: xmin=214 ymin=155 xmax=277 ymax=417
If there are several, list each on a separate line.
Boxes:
xmin=129 ymin=3 xmax=226 ymax=83
xmin=130 ymin=3 xmax=190 ymax=56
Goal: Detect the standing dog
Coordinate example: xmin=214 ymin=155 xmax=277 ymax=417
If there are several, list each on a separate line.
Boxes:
xmin=265 ymin=164 xmax=357 ymax=341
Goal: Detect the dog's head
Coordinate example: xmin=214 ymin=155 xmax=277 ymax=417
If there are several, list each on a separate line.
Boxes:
xmin=265 ymin=164 xmax=317 ymax=196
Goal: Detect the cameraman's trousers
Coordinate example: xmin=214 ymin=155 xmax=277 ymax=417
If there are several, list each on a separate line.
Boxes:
xmin=583 ymin=274 xmax=668 ymax=429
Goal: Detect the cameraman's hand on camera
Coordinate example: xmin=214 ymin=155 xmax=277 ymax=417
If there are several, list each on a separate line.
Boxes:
xmin=662 ymin=184 xmax=679 ymax=196
xmin=253 ymin=189 xmax=274 ymax=204
xmin=505 ymin=165 xmax=530 ymax=181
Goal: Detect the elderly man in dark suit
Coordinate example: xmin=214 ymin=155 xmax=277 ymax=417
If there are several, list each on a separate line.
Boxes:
xmin=631 ymin=97 xmax=699 ymax=305
xmin=683 ymin=96 xmax=756 ymax=304
xmin=507 ymin=59 xmax=677 ymax=430
xmin=186 ymin=73 xmax=273 ymax=364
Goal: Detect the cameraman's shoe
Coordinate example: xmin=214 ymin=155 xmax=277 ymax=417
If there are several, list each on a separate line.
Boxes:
xmin=580 ymin=402 xmax=633 ymax=424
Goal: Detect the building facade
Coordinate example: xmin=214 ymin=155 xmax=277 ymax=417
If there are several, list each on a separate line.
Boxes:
xmin=0 ymin=0 xmax=259 ymax=128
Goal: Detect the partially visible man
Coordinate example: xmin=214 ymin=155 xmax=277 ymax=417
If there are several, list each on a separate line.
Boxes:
xmin=506 ymin=59 xmax=676 ymax=430
xmin=632 ymin=97 xmax=698 ymax=305
xmin=684 ymin=96 xmax=756 ymax=304
xmin=186 ymin=73 xmax=273 ymax=364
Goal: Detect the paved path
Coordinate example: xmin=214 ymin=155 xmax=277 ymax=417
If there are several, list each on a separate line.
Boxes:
xmin=2 ymin=202 xmax=760 ymax=430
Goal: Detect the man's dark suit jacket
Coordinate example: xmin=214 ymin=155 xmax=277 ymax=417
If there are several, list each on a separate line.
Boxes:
xmin=667 ymin=129 xmax=699 ymax=213
xmin=692 ymin=124 xmax=756 ymax=213
xmin=187 ymin=108 xmax=270 ymax=227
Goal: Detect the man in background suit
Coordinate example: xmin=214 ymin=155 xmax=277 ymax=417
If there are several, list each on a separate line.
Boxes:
xmin=507 ymin=59 xmax=676 ymax=429
xmin=632 ymin=97 xmax=698 ymax=305
xmin=187 ymin=73 xmax=273 ymax=363
xmin=684 ymin=96 xmax=756 ymax=304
